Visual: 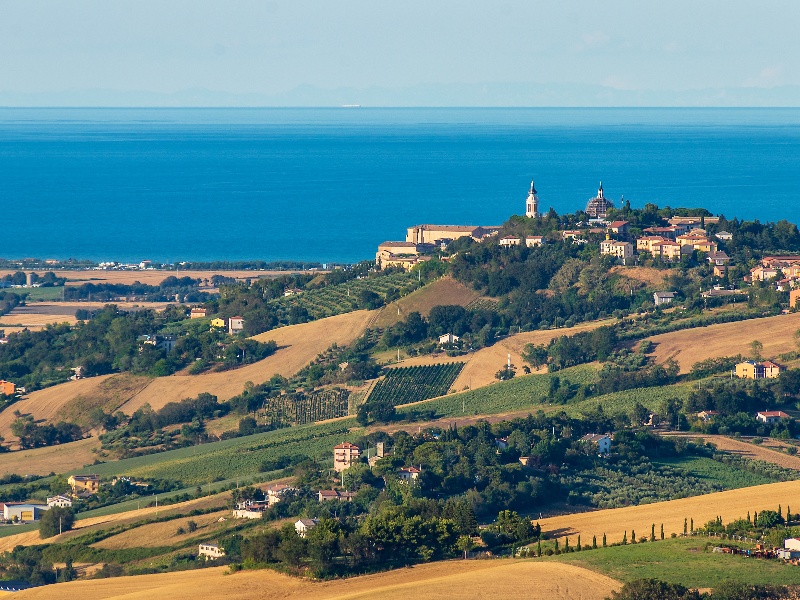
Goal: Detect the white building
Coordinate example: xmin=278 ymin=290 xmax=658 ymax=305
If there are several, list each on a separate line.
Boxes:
xmin=499 ymin=236 xmax=521 ymax=247
xmin=653 ymin=291 xmax=676 ymax=306
xmin=438 ymin=333 xmax=460 ymax=345
xmin=525 ymin=236 xmax=545 ymax=247
xmin=397 ymin=466 xmax=421 ymax=483
xmin=228 ymin=316 xmax=245 ymax=334
xmin=198 ymin=544 xmax=226 ymax=560
xmin=295 ymin=518 xmax=319 ymax=538
xmin=581 ymin=434 xmax=612 ymax=455
xmin=600 ymin=240 xmax=634 ymax=259
xmin=46 ymin=495 xmax=73 ymax=508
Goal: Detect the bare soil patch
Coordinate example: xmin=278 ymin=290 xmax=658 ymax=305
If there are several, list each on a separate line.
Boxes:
xmin=610 ymin=266 xmax=669 ymax=288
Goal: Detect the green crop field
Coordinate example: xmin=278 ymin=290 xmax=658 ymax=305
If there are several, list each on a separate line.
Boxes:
xmin=560 ymin=381 xmax=696 ymax=418
xmin=16 ymin=287 xmax=65 ymax=301
xmin=550 ymin=537 xmax=800 ymax=588
xmin=370 ymin=363 xmax=464 ymax=406
xmin=85 ymin=418 xmax=357 ymax=486
xmin=653 ymin=456 xmax=779 ymax=489
xmin=396 ymin=364 xmax=599 ymax=417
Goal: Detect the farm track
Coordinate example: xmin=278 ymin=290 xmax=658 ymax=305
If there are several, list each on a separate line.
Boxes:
xmin=662 ymin=433 xmax=800 ymax=470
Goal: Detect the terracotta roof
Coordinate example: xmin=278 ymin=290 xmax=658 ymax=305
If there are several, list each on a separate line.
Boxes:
xmin=334 ymin=442 xmax=360 ymax=450
xmin=757 ymin=411 xmax=790 ymax=418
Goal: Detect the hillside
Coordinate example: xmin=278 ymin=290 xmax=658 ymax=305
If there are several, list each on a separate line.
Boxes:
xmin=371 ymin=276 xmax=482 ymax=328
xmin=0 ymin=310 xmax=374 ymax=441
xmin=647 ymin=311 xmax=800 ymax=373
xmin=538 ymin=479 xmax=800 ymax=544
xmin=11 ymin=560 xmax=619 ymax=600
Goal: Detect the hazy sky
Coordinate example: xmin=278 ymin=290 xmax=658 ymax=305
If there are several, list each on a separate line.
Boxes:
xmin=2 ymin=1 xmax=799 ymax=102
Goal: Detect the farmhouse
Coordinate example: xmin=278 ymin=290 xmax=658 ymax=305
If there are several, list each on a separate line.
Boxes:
xmin=210 ymin=317 xmax=226 ymax=329
xmin=198 ymin=544 xmax=225 ymax=560
xmin=46 ymin=495 xmax=73 ymax=508
xmin=716 ymin=231 xmax=733 ymax=241
xmin=736 ymin=361 xmax=785 ymax=380
xmin=581 ymin=434 xmax=612 ymax=454
xmin=1 ymin=502 xmax=50 ymax=522
xmin=68 ymin=474 xmax=99 ymax=495
xmin=697 ymin=410 xmax=720 ymax=422
xmin=333 ymin=442 xmax=361 ymax=472
xmin=190 ymin=307 xmax=208 ymax=318
xmin=295 ymin=518 xmax=319 ymax=538
xmin=653 ymin=291 xmax=676 ymax=306
xmin=438 ymin=333 xmax=459 ymax=345
xmin=525 ymin=236 xmax=545 ymax=247
xmin=228 ymin=316 xmax=244 ymax=334
xmin=266 ymin=483 xmax=297 ymax=505
xmin=756 ymin=411 xmax=791 ymax=424
xmin=499 ymin=235 xmax=521 ymax=247
xmin=318 ymin=490 xmax=356 ymax=503
xmin=398 ymin=466 xmax=421 ymax=483
xmin=233 ymin=505 xmax=266 ymax=519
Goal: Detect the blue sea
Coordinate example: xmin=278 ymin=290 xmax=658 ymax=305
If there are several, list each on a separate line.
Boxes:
xmin=1 ymin=107 xmax=800 ymax=264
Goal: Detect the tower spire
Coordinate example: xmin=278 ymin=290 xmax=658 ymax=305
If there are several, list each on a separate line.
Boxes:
xmin=525 ymin=179 xmax=540 ymax=218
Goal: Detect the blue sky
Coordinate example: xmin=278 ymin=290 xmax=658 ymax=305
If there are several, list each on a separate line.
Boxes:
xmin=2 ymin=1 xmax=799 ymax=105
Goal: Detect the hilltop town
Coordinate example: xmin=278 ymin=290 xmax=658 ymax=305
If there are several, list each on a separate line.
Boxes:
xmin=3 ymin=182 xmax=800 ymax=598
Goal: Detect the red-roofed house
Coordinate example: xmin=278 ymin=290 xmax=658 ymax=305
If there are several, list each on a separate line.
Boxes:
xmin=608 ymin=221 xmax=629 ymax=234
xmin=756 ymin=411 xmax=791 ymax=424
xmin=398 ymin=466 xmax=421 ymax=483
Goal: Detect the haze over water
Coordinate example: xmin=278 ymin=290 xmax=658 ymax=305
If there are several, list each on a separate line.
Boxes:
xmin=2 ymin=107 xmax=800 ymax=264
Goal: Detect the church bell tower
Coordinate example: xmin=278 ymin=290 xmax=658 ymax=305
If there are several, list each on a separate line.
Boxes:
xmin=525 ymin=180 xmax=540 ymax=218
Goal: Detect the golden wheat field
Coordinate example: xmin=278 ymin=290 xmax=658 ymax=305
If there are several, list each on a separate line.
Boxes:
xmin=11 ymin=560 xmax=620 ymax=600
xmin=539 ymin=479 xmax=800 ymax=544
xmin=0 ymin=437 xmax=99 ymax=476
xmin=647 ymin=311 xmax=800 ymax=373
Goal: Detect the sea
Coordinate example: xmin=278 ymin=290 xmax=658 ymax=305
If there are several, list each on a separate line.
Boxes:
xmin=1 ymin=107 xmax=800 ymax=265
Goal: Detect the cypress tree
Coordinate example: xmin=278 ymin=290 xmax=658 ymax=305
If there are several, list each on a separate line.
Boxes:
xmin=631 ymin=529 xmax=636 ymax=543
xmin=622 ymin=531 xmax=627 ymax=545
xmin=684 ymin=518 xmax=687 ymax=535
xmin=747 ymin=511 xmax=751 ymax=524
xmin=690 ymin=518 xmax=694 ymax=533
xmin=602 ymin=533 xmax=607 ymax=547
xmin=592 ymin=535 xmax=597 ymax=549
xmin=554 ymin=538 xmax=559 ymax=554
xmin=788 ymin=505 xmax=791 ymax=521
xmin=779 ymin=505 xmax=783 ymax=519
xmin=660 ymin=524 xmax=664 ymax=540
xmin=565 ymin=537 xmax=570 ymax=552
xmin=651 ymin=524 xmax=655 ymax=542
xmin=537 ymin=540 xmax=542 ymax=556
xmin=754 ymin=510 xmax=758 ymax=525
xmin=577 ymin=535 xmax=581 ymax=551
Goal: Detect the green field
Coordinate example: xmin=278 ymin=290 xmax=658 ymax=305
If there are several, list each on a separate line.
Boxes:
xmin=561 ymin=381 xmax=696 ymax=418
xmin=370 ymin=363 xmax=465 ymax=406
xmin=85 ymin=418 xmax=357 ymax=485
xmin=654 ymin=456 xmax=778 ymax=489
xmin=15 ymin=287 xmax=65 ymax=301
xmin=551 ymin=537 xmax=800 ymax=588
xmin=396 ymin=364 xmax=599 ymax=417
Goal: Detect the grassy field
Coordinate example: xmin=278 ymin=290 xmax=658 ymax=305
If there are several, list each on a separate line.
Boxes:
xmin=396 ymin=363 xmax=599 ymax=417
xmin=653 ymin=456 xmax=777 ymax=489
xmin=552 ymin=537 xmax=800 ymax=588
xmin=11 ymin=560 xmax=620 ymax=600
xmin=559 ymin=380 xmax=696 ymax=418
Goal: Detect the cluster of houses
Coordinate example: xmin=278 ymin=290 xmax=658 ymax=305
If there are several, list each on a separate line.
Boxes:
xmin=1 ymin=474 xmax=99 ymax=524
xmin=749 ymin=256 xmax=800 ymax=305
xmin=735 ymin=360 xmax=785 ymax=379
xmin=189 ymin=307 xmax=246 ymax=334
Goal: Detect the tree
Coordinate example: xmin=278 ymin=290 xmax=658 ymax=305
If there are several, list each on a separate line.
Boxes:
xmin=750 ymin=339 xmax=764 ymax=361
xmin=610 ymin=579 xmax=702 ymax=600
xmin=39 ymin=507 xmax=75 ymax=538
xmin=456 ymin=535 xmax=473 ymax=559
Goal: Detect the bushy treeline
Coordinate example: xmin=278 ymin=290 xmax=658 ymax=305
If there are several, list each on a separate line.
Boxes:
xmin=10 ymin=416 xmax=82 ymax=449
xmin=381 ymin=304 xmax=503 ymax=350
xmin=0 ymin=306 xmax=277 ymax=390
xmin=610 ymin=579 xmax=795 ymax=600
xmin=0 ymin=290 xmax=24 ymax=316
xmin=63 ymin=276 xmax=210 ymax=303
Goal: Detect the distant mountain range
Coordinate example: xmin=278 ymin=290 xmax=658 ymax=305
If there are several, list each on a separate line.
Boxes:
xmin=2 ymin=82 xmax=800 ymax=107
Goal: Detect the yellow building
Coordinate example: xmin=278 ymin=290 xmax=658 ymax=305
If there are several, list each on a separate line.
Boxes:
xmin=68 ymin=474 xmax=99 ymax=495
xmin=210 ymin=317 xmax=227 ymax=329
xmin=600 ymin=240 xmax=633 ymax=259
